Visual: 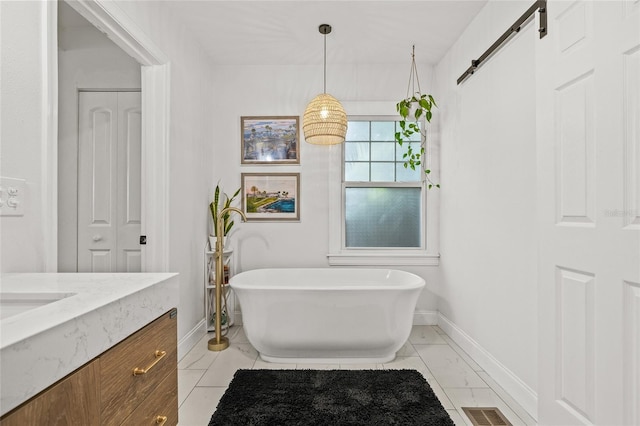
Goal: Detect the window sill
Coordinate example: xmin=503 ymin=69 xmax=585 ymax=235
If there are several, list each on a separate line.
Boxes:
xmin=327 ymin=252 xmax=440 ymax=266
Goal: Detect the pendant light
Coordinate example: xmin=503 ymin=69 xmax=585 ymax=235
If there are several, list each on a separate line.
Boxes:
xmin=303 ymin=24 xmax=347 ymax=145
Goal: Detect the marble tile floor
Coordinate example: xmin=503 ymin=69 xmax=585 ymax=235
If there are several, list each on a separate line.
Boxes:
xmin=177 ymin=325 xmax=537 ymax=426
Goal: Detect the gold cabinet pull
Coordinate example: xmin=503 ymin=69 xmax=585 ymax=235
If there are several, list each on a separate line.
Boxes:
xmin=155 ymin=415 xmax=168 ymax=425
xmin=132 ymin=350 xmax=166 ymax=376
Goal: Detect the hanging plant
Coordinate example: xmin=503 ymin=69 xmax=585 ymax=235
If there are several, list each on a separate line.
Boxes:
xmin=395 ymin=46 xmax=440 ymax=189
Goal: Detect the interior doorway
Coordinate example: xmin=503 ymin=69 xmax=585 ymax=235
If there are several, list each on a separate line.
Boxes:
xmin=51 ymin=0 xmax=170 ymax=273
xmin=57 ymin=2 xmax=142 ymax=272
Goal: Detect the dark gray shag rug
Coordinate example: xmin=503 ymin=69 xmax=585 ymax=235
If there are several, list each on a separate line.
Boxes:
xmin=208 ymin=369 xmax=455 ymax=426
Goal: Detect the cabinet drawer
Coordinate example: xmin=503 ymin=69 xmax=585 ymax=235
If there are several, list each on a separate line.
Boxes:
xmin=119 ymin=368 xmax=177 ymax=426
xmin=100 ymin=310 xmax=177 ymax=425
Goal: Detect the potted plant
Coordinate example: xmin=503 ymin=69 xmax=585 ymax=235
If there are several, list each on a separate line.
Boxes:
xmin=209 ymin=184 xmax=241 ymax=250
xmin=395 ymin=46 xmax=440 ymax=189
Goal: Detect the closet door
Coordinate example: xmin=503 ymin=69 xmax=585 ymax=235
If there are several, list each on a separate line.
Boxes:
xmin=116 ymin=92 xmax=142 ymax=272
xmin=77 ymin=91 xmax=141 ymax=272
xmin=536 ymin=1 xmax=640 ymax=424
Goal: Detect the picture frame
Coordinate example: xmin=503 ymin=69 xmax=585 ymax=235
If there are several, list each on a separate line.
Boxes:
xmin=241 ymin=173 xmax=300 ymax=221
xmin=241 ymin=116 xmax=300 ymax=164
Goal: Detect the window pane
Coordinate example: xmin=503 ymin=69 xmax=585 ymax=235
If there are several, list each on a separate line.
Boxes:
xmin=345 ymin=142 xmax=370 ymax=161
xmin=395 ymin=143 xmax=418 ymax=161
xmin=371 ymin=121 xmax=395 ymax=141
xmin=345 ymin=162 xmax=369 ymax=181
xmin=371 ymin=142 xmax=395 ymax=162
xmin=396 ymin=163 xmax=421 ymax=182
xmin=346 ymin=121 xmax=369 ymax=141
xmin=345 ymin=187 xmax=421 ymax=248
xmin=371 ymin=163 xmax=395 ymax=181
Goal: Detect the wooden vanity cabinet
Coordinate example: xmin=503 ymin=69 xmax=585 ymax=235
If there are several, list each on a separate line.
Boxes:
xmin=0 ymin=309 xmax=178 ymax=426
xmin=0 ymin=360 xmax=100 ymax=426
xmin=101 ymin=309 xmax=178 ymax=425
xmin=120 ymin=369 xmax=178 ymax=425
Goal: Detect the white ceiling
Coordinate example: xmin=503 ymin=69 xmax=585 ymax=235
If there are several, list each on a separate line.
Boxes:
xmin=164 ymin=1 xmax=488 ymax=66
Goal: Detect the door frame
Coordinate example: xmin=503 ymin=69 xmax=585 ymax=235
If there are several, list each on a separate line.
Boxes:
xmin=47 ymin=0 xmax=171 ymax=272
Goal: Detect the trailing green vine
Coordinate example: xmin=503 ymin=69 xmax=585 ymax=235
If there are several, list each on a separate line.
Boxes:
xmin=395 ymin=46 xmax=440 ymax=189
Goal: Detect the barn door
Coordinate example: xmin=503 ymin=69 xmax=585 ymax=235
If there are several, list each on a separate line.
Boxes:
xmin=536 ymin=1 xmax=640 ymax=424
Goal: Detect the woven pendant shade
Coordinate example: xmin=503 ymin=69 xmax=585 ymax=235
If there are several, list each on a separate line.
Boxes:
xmin=303 ymin=24 xmax=347 ymax=145
xmin=303 ymin=93 xmax=347 ymax=145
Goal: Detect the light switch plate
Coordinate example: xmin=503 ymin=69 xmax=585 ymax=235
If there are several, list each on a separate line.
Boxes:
xmin=0 ymin=177 xmax=26 ymax=216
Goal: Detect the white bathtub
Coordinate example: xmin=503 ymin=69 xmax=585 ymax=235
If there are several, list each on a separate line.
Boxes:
xmin=229 ymin=268 xmax=425 ymax=364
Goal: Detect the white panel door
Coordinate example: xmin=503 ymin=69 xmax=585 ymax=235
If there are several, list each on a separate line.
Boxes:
xmin=78 ymin=92 xmax=118 ymax=272
xmin=537 ymin=1 xmax=640 ymax=425
xmin=78 ymin=91 xmax=141 ymax=272
xmin=116 ymin=92 xmax=142 ymax=272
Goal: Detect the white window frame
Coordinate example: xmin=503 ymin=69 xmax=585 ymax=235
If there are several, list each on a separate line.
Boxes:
xmin=327 ymin=102 xmax=440 ymax=266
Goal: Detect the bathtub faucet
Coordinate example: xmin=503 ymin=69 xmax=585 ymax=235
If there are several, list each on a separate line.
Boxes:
xmin=209 ymin=206 xmax=247 ymax=352
xmin=214 ymin=206 xmax=247 ymax=258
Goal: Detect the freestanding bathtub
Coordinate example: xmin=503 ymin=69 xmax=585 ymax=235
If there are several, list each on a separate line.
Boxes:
xmin=229 ymin=268 xmax=425 ymax=364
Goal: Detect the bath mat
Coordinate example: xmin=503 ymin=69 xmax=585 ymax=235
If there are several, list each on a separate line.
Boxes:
xmin=208 ymin=369 xmax=454 ymax=426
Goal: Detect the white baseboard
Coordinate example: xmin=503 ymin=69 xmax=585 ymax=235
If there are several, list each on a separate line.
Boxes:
xmin=437 ymin=313 xmax=537 ymax=420
xmin=178 ymin=318 xmax=206 ymax=361
xmin=233 ymin=311 xmax=243 ymax=326
xmin=414 ymin=310 xmax=438 ymax=325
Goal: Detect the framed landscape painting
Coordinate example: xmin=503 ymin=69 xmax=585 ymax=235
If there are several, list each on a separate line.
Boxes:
xmin=241 ymin=116 xmax=300 ymax=164
xmin=241 ymin=173 xmax=300 ymax=221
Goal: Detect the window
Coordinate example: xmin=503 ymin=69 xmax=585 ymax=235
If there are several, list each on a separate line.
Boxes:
xmin=327 ymin=113 xmax=439 ymax=266
xmin=344 ymin=119 xmax=422 ymax=248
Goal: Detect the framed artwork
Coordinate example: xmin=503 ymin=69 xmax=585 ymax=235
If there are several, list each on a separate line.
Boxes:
xmin=241 ymin=173 xmax=300 ymax=221
xmin=241 ymin=116 xmax=300 ymax=164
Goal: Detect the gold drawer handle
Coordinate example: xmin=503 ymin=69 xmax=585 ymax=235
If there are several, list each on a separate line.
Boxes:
xmin=156 ymin=415 xmax=168 ymax=425
xmin=132 ymin=350 xmax=166 ymax=376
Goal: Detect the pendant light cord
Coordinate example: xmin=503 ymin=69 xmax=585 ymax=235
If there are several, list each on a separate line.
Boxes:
xmin=323 ymin=32 xmax=327 ymax=94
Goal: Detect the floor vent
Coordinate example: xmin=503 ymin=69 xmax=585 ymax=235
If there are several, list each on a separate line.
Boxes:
xmin=462 ymin=407 xmax=512 ymax=426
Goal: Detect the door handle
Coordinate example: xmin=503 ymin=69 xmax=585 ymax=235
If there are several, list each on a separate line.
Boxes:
xmin=92 ymin=234 xmax=103 ymax=242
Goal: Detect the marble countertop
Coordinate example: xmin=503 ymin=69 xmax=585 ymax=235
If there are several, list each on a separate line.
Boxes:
xmin=0 ymin=273 xmax=179 ymax=416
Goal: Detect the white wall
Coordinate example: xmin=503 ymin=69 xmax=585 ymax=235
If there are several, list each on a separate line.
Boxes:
xmin=0 ymin=1 xmax=53 ymax=272
xmin=107 ymin=1 xmax=218 ymax=346
xmin=211 ymin=63 xmax=441 ymax=316
xmin=57 ymin=13 xmax=141 ymax=272
xmin=433 ymin=0 xmax=538 ymax=415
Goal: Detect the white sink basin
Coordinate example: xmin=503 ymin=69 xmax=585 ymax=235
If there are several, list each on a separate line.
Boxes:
xmin=0 ymin=292 xmax=77 ymax=320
